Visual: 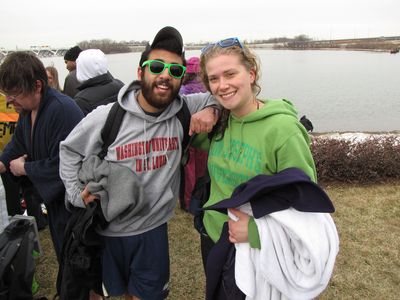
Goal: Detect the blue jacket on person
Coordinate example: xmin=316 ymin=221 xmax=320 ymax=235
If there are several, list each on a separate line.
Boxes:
xmin=0 ymin=87 xmax=84 ymax=205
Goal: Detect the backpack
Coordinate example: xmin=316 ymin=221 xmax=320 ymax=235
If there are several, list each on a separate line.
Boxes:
xmin=56 ymin=202 xmax=105 ymax=300
xmin=0 ymin=219 xmax=36 ymax=300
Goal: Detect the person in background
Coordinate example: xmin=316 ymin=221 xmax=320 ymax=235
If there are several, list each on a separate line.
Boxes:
xmin=59 ymin=26 xmax=219 ymax=300
xmin=0 ymin=93 xmax=20 ymax=216
xmin=74 ymin=49 xmax=124 ymax=115
xmin=0 ymin=52 xmax=84 ymax=283
xmin=180 ymin=56 xmax=207 ymax=94
xmin=63 ymin=45 xmax=82 ymax=98
xmin=179 ymin=56 xmax=208 ymax=211
xmin=197 ymin=38 xmax=338 ymax=299
xmin=46 ymin=66 xmax=62 ymax=92
xmin=300 ymin=114 xmax=314 ymax=132
xmin=0 ymin=93 xmax=48 ymax=230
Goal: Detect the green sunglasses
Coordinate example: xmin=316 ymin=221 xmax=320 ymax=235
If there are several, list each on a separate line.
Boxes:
xmin=142 ymin=60 xmax=187 ymax=79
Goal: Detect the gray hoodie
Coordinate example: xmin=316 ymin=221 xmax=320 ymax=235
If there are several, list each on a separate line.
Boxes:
xmin=59 ymin=81 xmax=217 ymax=236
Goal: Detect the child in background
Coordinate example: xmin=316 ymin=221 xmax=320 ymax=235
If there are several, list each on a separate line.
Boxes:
xmin=0 ymin=93 xmax=20 ymax=217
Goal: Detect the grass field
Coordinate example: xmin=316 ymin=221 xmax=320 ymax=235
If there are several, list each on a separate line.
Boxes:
xmin=34 ymin=182 xmax=400 ymax=299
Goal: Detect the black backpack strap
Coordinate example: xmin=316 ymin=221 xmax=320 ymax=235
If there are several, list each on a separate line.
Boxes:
xmin=177 ymin=98 xmax=192 ymax=210
xmin=176 ymin=96 xmax=191 ymax=153
xmin=98 ymin=102 xmax=126 ymax=159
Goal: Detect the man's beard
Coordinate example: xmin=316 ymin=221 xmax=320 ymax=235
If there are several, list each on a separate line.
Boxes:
xmin=141 ymin=77 xmax=181 ymax=110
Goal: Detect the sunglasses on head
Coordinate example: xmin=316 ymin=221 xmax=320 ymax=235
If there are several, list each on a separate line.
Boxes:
xmin=201 ymin=37 xmax=244 ymax=54
xmin=142 ymin=60 xmax=186 ymax=79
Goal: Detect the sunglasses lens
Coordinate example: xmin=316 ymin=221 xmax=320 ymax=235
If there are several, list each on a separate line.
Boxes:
xmin=169 ymin=65 xmax=184 ymax=78
xmin=201 ymin=38 xmax=242 ymax=54
xmin=149 ymin=61 xmax=165 ymax=74
xmin=219 ymin=38 xmax=237 ymax=47
xmin=201 ymin=44 xmax=213 ymax=53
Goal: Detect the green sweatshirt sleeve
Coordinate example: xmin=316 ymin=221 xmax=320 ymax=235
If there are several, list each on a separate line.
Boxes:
xmin=277 ymin=132 xmax=317 ymax=182
xmin=248 ymin=217 xmax=261 ymax=249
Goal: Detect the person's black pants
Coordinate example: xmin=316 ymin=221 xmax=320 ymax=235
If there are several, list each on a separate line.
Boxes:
xmin=46 ymin=198 xmax=71 ymax=262
xmin=22 ymin=186 xmax=48 ymax=230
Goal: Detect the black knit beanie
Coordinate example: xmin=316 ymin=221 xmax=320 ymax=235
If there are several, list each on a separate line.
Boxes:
xmin=64 ymin=46 xmax=82 ymax=61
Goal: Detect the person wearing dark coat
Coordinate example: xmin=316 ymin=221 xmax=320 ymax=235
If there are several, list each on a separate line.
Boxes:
xmin=0 ymin=52 xmax=84 ymax=266
xmin=300 ymin=115 xmax=314 ymax=132
xmin=63 ymin=45 xmax=82 ymax=98
xmin=74 ymin=49 xmax=124 ymax=115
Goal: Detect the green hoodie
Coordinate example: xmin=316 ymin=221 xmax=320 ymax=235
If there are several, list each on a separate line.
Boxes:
xmin=203 ymin=99 xmax=317 ymax=244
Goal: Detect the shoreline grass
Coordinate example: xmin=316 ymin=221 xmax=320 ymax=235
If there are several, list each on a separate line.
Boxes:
xmin=35 ymin=181 xmax=400 ymax=299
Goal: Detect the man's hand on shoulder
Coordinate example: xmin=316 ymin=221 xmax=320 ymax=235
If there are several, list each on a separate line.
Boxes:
xmin=189 ymin=106 xmax=220 ymax=136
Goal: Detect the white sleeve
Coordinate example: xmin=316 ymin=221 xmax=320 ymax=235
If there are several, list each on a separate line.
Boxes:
xmin=59 ymin=105 xmax=111 ymax=208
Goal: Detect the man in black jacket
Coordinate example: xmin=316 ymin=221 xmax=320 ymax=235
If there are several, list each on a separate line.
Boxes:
xmin=75 ymin=49 xmax=124 ymax=115
xmin=63 ymin=45 xmax=82 ymax=98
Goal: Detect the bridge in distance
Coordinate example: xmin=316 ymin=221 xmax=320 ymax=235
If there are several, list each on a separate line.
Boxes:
xmin=0 ymin=46 xmax=69 ymax=61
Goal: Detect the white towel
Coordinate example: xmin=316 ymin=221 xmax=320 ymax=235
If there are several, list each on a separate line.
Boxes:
xmin=234 ymin=206 xmax=339 ymax=300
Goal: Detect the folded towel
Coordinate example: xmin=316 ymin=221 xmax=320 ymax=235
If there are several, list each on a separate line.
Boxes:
xmin=234 ymin=205 xmax=339 ymax=300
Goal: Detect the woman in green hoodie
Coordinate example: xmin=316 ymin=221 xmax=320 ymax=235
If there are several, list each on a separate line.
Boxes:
xmin=198 ymin=38 xmax=317 ymax=266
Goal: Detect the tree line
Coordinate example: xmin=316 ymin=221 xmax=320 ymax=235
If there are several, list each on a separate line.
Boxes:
xmin=77 ymin=35 xmax=314 ymax=54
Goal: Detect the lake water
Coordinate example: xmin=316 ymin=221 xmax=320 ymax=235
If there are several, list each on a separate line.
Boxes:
xmin=41 ymin=50 xmax=400 ymax=133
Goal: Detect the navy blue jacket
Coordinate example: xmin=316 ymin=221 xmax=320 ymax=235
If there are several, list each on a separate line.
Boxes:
xmin=0 ymin=87 xmax=84 ymax=204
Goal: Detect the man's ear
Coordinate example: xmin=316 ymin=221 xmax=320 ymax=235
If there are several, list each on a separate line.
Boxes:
xmin=137 ymin=66 xmax=143 ymax=81
xmin=35 ymin=80 xmax=43 ymax=94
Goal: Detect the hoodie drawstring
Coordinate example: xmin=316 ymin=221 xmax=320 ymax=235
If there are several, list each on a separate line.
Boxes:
xmin=164 ymin=119 xmax=172 ymax=169
xmin=143 ymin=119 xmax=148 ymax=161
xmin=225 ymin=115 xmax=245 ymax=162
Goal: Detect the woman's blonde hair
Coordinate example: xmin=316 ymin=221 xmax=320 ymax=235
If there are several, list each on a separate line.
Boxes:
xmin=199 ymin=42 xmax=262 ymax=139
xmin=45 ymin=66 xmax=62 ymax=91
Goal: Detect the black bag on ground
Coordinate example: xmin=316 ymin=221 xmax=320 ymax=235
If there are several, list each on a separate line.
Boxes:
xmin=0 ymin=219 xmax=36 ymax=300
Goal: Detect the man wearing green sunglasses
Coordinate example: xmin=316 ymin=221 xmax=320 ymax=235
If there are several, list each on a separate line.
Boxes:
xmin=60 ymin=26 xmax=219 ymax=300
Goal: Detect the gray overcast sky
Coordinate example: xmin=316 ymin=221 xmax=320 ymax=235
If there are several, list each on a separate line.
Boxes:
xmin=1 ymin=0 xmax=399 ymax=49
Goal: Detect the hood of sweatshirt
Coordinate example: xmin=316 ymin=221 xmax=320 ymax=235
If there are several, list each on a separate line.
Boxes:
xmin=221 ymin=99 xmax=300 ymax=154
xmin=76 ymin=49 xmax=108 ymax=82
xmin=231 ymin=98 xmax=298 ymax=123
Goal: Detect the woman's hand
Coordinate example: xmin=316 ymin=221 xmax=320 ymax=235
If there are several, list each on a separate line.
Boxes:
xmin=228 ymin=208 xmax=250 ymax=243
